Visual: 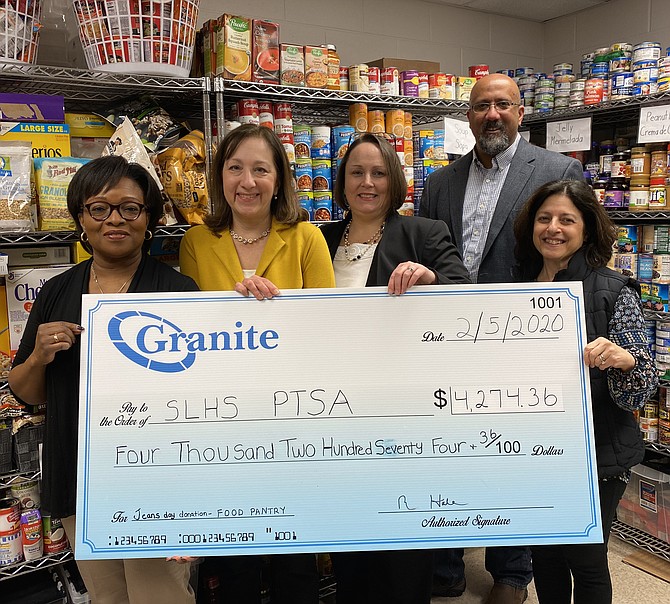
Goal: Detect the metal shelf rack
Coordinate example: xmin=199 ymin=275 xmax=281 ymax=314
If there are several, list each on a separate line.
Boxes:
xmin=0 ymin=549 xmax=73 ymax=580
xmin=611 ymin=519 xmax=670 ymax=562
xmin=214 ymin=77 xmax=469 ymax=133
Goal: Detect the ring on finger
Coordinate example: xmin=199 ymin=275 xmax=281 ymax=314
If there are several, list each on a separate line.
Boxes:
xmin=599 ymin=353 xmax=606 ymax=365
xmin=406 ymin=266 xmax=414 ymax=273
xmin=53 ymin=333 xmax=59 ymax=343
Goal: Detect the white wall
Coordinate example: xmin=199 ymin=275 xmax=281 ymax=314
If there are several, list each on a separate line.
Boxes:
xmin=196 ymin=0 xmax=544 ymax=76
xmin=544 ymin=0 xmax=670 ymax=72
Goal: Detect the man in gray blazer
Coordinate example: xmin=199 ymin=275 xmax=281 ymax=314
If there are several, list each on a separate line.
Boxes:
xmin=420 ymin=74 xmax=584 ymax=604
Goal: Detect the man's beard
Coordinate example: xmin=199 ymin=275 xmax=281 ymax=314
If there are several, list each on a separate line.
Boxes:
xmin=477 ymin=120 xmax=511 ymax=157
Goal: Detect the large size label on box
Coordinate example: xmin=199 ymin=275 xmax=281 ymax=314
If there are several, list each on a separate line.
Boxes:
xmin=76 ymin=283 xmax=602 ymax=560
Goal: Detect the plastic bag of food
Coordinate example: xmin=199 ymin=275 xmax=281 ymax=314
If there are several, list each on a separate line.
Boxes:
xmin=34 ymin=157 xmax=90 ymax=231
xmin=0 ymin=141 xmax=33 ymax=232
xmin=157 ymin=130 xmax=209 ymax=224
xmin=102 ymin=97 xmax=183 ymax=152
xmin=103 ymin=117 xmax=163 ymax=189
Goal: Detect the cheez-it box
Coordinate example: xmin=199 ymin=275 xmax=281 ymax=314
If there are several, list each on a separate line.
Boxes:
xmin=5 ymin=265 xmax=72 ymax=358
xmin=0 ymin=122 xmax=71 ymax=159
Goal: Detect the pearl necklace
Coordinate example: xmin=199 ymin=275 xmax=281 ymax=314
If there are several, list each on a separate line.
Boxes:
xmin=230 ymin=228 xmax=270 ymax=245
xmin=343 ymin=221 xmax=385 ymax=262
xmin=91 ymin=265 xmax=133 ymax=294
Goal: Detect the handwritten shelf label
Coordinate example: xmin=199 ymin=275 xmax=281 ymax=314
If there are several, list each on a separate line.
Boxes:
xmin=546 ymin=117 xmax=592 ymax=152
xmin=76 ymin=284 xmax=602 ymax=559
xmin=638 ymin=105 xmax=670 ymax=142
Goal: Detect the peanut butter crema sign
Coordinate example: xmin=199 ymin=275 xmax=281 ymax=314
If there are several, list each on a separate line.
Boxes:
xmin=638 ymin=104 xmax=670 ymax=142
xmin=76 ymin=284 xmax=603 ymax=560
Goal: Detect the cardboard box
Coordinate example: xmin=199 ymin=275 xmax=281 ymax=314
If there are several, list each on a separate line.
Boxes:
xmin=0 ymin=246 xmax=71 ymax=267
xmin=252 ymin=20 xmax=280 ymax=84
xmin=5 ymin=265 xmax=72 ymax=358
xmin=0 ymin=93 xmax=65 ymax=123
xmin=64 ymin=113 xmax=115 ymax=138
xmin=71 ymin=242 xmax=92 ymax=264
xmin=217 ymin=14 xmax=252 ymax=80
xmin=617 ymin=463 xmax=670 ymax=544
xmin=0 ymin=122 xmax=70 ymax=159
xmin=366 ymin=58 xmax=440 ymax=74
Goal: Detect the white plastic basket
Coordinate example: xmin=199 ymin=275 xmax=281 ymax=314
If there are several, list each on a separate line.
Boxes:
xmin=0 ymin=0 xmax=42 ymax=64
xmin=72 ymin=0 xmax=199 ymax=77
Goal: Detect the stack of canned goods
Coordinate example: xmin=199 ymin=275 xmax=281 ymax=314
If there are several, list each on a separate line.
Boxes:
xmin=632 ymin=41 xmax=661 ymax=96
xmin=534 ymin=75 xmax=555 ymax=114
xmin=553 ymin=63 xmax=574 ymax=109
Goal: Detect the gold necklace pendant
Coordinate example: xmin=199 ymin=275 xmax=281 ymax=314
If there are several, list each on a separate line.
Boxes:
xmin=230 ymin=228 xmax=271 ymax=245
xmin=91 ymin=265 xmax=133 ymax=294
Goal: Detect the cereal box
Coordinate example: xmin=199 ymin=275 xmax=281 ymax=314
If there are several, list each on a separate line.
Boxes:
xmin=6 ymin=266 xmax=72 ymax=358
xmin=252 ymin=20 xmax=279 ymax=84
xmin=304 ymin=46 xmax=328 ymax=89
xmin=0 ymin=122 xmax=70 ymax=159
xmin=217 ymin=15 xmax=252 ymax=80
xmin=280 ymin=44 xmax=305 ymax=87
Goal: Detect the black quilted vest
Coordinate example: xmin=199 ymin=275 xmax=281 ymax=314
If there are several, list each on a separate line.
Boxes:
xmin=554 ymin=250 xmax=645 ymax=479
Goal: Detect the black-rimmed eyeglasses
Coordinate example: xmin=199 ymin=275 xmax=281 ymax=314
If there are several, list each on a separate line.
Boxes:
xmin=469 ymin=101 xmax=520 ymax=114
xmin=84 ymin=201 xmax=146 ymax=221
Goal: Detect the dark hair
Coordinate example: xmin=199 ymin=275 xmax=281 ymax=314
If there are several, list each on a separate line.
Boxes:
xmin=67 ymin=155 xmax=163 ymax=254
xmin=513 ymin=179 xmax=616 ymax=280
xmin=333 ymin=133 xmax=407 ymax=216
xmin=205 ymin=124 xmax=303 ymax=231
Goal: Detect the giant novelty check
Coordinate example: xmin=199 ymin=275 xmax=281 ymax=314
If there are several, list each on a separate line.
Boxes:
xmin=76 ymin=283 xmax=602 ymax=560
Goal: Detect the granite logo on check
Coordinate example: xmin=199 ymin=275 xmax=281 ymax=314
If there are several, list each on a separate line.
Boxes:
xmin=107 ymin=310 xmax=280 ymax=373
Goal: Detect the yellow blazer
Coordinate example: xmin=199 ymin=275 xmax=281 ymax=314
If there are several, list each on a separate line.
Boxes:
xmin=179 ymin=219 xmax=335 ymax=291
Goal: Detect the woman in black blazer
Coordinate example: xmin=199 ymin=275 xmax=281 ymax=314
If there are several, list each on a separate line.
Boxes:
xmin=319 ymin=133 xmax=470 ymax=604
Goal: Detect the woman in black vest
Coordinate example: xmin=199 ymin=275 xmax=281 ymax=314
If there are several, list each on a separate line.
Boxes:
xmin=513 ymin=180 xmax=657 ymax=604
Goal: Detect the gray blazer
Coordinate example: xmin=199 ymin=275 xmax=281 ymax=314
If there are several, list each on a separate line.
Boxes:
xmin=419 ymin=137 xmax=584 ymax=283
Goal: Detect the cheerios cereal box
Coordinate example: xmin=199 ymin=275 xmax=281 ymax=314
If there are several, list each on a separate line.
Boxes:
xmin=6 ymin=265 xmax=72 ymax=359
xmin=0 ymin=122 xmax=70 ymax=159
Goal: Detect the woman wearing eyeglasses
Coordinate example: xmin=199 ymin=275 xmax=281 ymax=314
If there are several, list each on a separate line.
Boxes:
xmin=8 ymin=155 xmax=199 ymax=604
xmin=318 ymin=133 xmax=469 ymax=604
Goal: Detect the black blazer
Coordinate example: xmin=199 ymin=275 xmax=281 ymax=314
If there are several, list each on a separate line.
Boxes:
xmin=319 ymin=211 xmax=470 ymax=287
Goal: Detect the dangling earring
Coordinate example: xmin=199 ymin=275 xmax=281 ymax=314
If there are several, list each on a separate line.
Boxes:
xmin=145 ymin=230 xmax=153 ymax=241
xmin=80 ymin=232 xmax=88 ymax=243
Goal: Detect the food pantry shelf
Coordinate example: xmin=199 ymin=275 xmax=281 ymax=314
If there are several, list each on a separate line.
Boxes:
xmin=0 ymin=549 xmax=73 ymax=581
xmin=0 ymin=225 xmax=190 ymax=246
xmin=612 ymin=520 xmax=670 ymax=562
xmin=217 ymin=78 xmax=469 ymax=125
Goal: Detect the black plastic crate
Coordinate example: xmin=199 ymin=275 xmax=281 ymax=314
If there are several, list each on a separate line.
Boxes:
xmin=13 ymin=423 xmax=44 ymax=472
xmin=0 ymin=421 xmax=12 ymax=474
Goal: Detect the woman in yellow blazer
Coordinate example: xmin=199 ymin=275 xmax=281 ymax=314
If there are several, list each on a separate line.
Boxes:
xmin=179 ymin=124 xmax=333 ymax=603
xmin=180 ymin=124 xmax=335 ymax=298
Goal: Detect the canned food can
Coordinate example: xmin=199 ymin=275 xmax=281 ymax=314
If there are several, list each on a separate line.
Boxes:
xmin=403 ymin=111 xmax=413 ymax=140
xmin=311 ymin=159 xmax=332 ymax=191
xmin=278 ymin=131 xmax=296 ymax=164
xmin=0 ymin=531 xmax=22 ymax=566
xmin=609 ymin=57 xmax=631 ymax=73
xmin=609 ymin=72 xmax=634 ymax=98
xmin=0 ymin=498 xmax=20 ymax=535
xmin=401 ymin=70 xmax=419 ymax=97
xmin=367 ymin=110 xmax=385 ymax=133
xmin=633 ymin=41 xmax=662 ymax=63
xmin=634 ymin=66 xmax=659 ymax=83
xmin=515 ymin=67 xmax=534 ymax=77
xmin=418 ymin=72 xmax=429 ymax=98
xmin=368 ymin=66 xmax=381 ymax=94
xmin=349 ymin=103 xmax=368 ymax=132
xmin=332 ymin=125 xmax=355 ymax=160
xmin=257 ymin=101 xmax=274 ymax=129
xmin=553 ymin=62 xmax=573 ymax=73
xmin=640 ymin=416 xmax=659 ymax=442
xmin=385 ymin=109 xmax=405 ymax=138
xmin=42 ymin=516 xmax=69 ymax=554
xmin=616 ymin=253 xmax=638 ymax=278
xmin=297 ymin=191 xmax=313 ymax=219
xmin=310 ymin=126 xmax=331 ymax=158
xmin=610 ymin=42 xmax=633 ymax=56
xmin=380 ymin=67 xmax=399 ymax=96
xmin=469 ymin=64 xmax=489 ymax=79
xmin=634 ymin=81 xmax=659 ymax=96
xmin=496 ymin=69 xmax=515 ymax=77
xmin=293 ymin=125 xmax=311 ymax=159
xmin=313 ymin=191 xmax=333 ymax=222
xmin=235 ymin=99 xmax=259 ymax=125
xmin=349 ymin=64 xmax=369 ymax=92
xmin=339 ymin=66 xmax=349 ymax=91
xmin=273 ymin=102 xmax=293 ymax=134
xmin=584 ymin=78 xmax=604 ymax=104
xmin=428 ymin=73 xmax=455 ymax=99
xmin=9 ymin=479 xmax=40 ymax=511
xmin=294 ymin=160 xmax=312 ymax=191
